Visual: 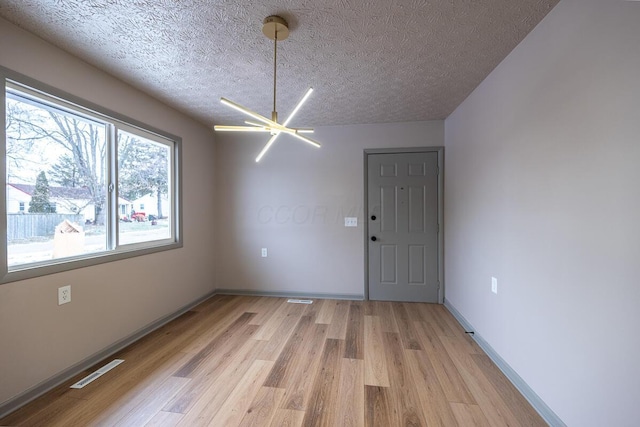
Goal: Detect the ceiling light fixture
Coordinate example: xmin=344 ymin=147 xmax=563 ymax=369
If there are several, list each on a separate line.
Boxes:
xmin=214 ymin=15 xmax=320 ymax=162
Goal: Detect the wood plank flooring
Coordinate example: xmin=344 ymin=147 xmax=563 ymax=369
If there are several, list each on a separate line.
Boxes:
xmin=0 ymin=295 xmax=547 ymax=426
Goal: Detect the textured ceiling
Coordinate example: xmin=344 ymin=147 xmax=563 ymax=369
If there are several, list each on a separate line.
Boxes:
xmin=0 ymin=0 xmax=559 ymax=128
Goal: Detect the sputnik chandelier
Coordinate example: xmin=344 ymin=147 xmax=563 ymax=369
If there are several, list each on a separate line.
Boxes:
xmin=214 ymin=15 xmax=321 ymax=162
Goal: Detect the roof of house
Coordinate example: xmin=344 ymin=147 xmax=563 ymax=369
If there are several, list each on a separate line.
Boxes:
xmin=8 ymin=183 xmax=92 ymax=200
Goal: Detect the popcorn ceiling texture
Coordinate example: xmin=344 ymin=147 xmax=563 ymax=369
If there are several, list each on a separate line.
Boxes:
xmin=0 ymin=0 xmax=558 ymax=127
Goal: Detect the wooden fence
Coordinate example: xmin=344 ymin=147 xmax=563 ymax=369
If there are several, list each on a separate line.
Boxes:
xmin=7 ymin=214 xmax=84 ymax=241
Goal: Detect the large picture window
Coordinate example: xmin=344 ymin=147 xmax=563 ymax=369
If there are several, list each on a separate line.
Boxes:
xmin=2 ymin=69 xmax=182 ymax=282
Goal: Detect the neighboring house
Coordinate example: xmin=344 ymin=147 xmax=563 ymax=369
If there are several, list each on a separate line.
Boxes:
xmin=118 ymin=197 xmax=133 ymax=219
xmin=7 ymin=183 xmax=95 ymax=221
xmin=7 ymin=183 xmax=135 ymax=223
xmin=5 ymin=184 xmax=30 ymax=215
xmin=131 ymin=193 xmax=169 ymax=218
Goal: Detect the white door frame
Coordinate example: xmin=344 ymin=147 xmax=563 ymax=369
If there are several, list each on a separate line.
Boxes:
xmin=363 ymin=146 xmax=445 ymax=303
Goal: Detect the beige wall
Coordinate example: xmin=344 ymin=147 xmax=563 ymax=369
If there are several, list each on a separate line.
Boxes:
xmin=0 ymin=19 xmax=216 ymax=406
xmin=444 ymin=1 xmax=640 ymax=425
xmin=215 ymin=121 xmax=443 ymax=297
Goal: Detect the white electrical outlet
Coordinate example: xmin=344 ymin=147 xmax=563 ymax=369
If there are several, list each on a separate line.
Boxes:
xmin=58 ymin=285 xmax=71 ymax=305
xmin=261 ymin=248 xmax=268 ymax=257
xmin=344 ymin=217 xmax=358 ymax=227
xmin=491 ymin=277 xmax=498 ymax=294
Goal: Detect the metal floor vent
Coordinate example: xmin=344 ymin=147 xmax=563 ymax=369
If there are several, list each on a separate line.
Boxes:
xmin=287 ymin=299 xmax=313 ymax=304
xmin=70 ymin=359 xmax=124 ymax=389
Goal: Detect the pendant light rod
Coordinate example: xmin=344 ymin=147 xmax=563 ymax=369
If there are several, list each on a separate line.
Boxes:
xmin=273 ymin=32 xmax=277 ymax=122
xmin=263 ymin=15 xmax=288 ymax=123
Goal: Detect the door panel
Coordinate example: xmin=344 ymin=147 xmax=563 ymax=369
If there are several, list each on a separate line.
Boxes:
xmin=380 ymin=163 xmax=398 ymax=177
xmin=368 ymin=151 xmax=439 ymax=303
xmin=380 ymin=245 xmax=397 ymax=283
xmin=408 ymin=245 xmax=425 ymax=284
xmin=408 ymin=186 xmax=425 ymax=232
xmin=408 ymin=162 xmax=426 ymax=176
xmin=380 ymin=186 xmax=397 ymax=232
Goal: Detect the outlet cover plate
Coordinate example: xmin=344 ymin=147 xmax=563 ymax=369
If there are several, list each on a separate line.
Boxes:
xmin=344 ymin=217 xmax=358 ymax=227
xmin=261 ymin=248 xmax=268 ymax=257
xmin=58 ymin=285 xmax=71 ymax=305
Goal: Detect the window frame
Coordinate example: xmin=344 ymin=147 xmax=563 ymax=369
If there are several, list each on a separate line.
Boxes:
xmin=1 ymin=66 xmax=183 ymax=284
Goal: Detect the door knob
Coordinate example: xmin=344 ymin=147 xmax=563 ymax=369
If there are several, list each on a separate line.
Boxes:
xmin=371 ymin=236 xmax=377 ymax=242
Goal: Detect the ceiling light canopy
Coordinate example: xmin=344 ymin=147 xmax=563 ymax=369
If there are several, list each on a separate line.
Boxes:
xmin=214 ymin=15 xmax=321 ymax=162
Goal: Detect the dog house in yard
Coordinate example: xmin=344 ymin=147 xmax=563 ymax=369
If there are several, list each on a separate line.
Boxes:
xmin=52 ymin=220 xmax=84 ymax=259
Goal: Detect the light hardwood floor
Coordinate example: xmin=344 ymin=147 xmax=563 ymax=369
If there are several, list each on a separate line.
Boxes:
xmin=0 ymin=295 xmax=547 ymax=426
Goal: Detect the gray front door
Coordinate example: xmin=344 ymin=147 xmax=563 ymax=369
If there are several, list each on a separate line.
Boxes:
xmin=367 ymin=151 xmax=439 ymax=302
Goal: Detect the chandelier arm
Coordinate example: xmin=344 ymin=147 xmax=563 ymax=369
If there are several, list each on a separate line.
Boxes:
xmin=220 ymin=98 xmax=284 ymax=129
xmin=256 ymin=133 xmax=280 ymax=162
xmin=213 ymin=125 xmax=271 ymax=132
xmin=245 ymin=120 xmax=268 ymax=128
xmin=283 ymin=88 xmax=314 ymax=127
xmin=244 ymin=120 xmax=312 ymax=134
xmin=283 ymin=130 xmax=321 ymax=148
